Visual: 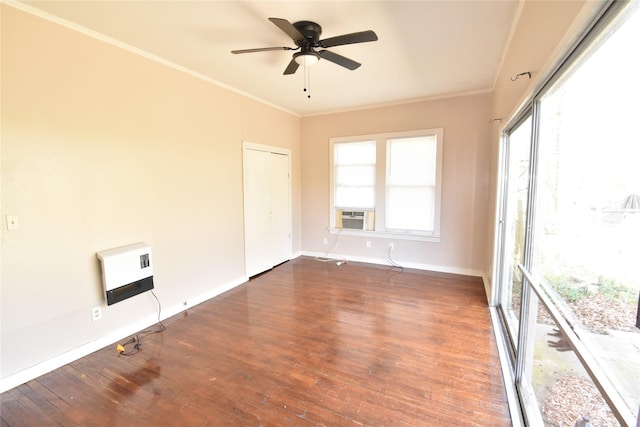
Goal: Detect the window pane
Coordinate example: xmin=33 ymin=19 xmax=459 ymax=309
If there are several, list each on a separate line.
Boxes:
xmin=335 ymin=140 xmax=375 ymax=165
xmin=387 ymin=136 xmax=437 ymax=185
xmin=499 ymin=116 xmax=532 ymax=354
xmin=387 ymin=187 xmax=434 ymax=231
xmin=532 ymin=5 xmax=640 ymax=418
xmin=335 ymin=187 xmax=375 ymax=209
xmin=386 ymin=135 xmax=438 ymax=231
xmin=523 ymin=297 xmax=620 ymax=427
xmin=334 ymin=141 xmax=376 ymax=210
xmin=335 ymin=165 xmax=375 ymax=187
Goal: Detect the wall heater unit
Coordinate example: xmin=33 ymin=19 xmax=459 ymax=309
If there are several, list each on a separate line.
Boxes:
xmin=96 ymin=242 xmax=154 ymax=306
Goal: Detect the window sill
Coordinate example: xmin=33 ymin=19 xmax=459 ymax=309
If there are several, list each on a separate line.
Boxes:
xmin=328 ymin=228 xmax=441 ymax=243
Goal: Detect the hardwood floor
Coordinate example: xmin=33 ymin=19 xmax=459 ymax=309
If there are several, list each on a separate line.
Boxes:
xmin=1 ymin=257 xmax=511 ymax=426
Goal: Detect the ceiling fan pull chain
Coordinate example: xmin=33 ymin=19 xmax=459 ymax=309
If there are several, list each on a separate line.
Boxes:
xmin=303 ymin=66 xmax=311 ymax=99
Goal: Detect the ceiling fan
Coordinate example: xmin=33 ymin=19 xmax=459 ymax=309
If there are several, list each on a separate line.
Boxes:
xmin=231 ymin=18 xmax=378 ymax=75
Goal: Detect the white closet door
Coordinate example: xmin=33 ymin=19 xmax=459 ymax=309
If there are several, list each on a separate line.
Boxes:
xmin=243 ymin=144 xmax=291 ymax=278
xmin=269 ymin=152 xmax=291 ymax=267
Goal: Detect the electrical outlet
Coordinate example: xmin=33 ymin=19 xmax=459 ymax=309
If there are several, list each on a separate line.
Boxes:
xmin=389 ymin=243 xmax=395 ymax=250
xmin=91 ymin=306 xmax=102 ymax=321
xmin=366 ymin=241 xmax=371 ymax=248
xmin=323 ymin=237 xmax=328 ymax=245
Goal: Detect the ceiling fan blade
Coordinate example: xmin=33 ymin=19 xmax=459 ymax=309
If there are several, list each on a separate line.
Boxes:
xmin=320 ymin=30 xmax=378 ymax=48
xmin=318 ymin=50 xmax=361 ymax=70
xmin=269 ymin=17 xmax=306 ymax=43
xmin=231 ymin=47 xmax=293 ymax=54
xmin=283 ymin=58 xmax=300 ymax=75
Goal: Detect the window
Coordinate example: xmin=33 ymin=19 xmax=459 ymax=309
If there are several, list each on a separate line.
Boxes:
xmin=330 ymin=129 xmax=443 ymax=240
xmin=496 ymin=114 xmax=533 ymax=358
xmin=386 ymin=135 xmax=438 ymax=232
xmin=333 ymin=140 xmax=376 ymax=210
xmin=494 ymin=2 xmax=640 ymax=425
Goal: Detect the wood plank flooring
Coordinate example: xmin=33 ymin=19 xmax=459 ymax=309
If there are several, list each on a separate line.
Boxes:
xmin=1 ymin=257 xmax=511 ymax=426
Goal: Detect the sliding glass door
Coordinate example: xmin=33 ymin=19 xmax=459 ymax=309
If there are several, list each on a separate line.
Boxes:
xmin=529 ymin=8 xmax=640 ymax=421
xmin=496 ymin=114 xmax=533 ymax=359
xmin=494 ymin=1 xmax=640 ymax=425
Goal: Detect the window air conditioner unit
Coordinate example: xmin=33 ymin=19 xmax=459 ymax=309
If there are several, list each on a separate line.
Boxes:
xmin=336 ymin=209 xmax=374 ymax=231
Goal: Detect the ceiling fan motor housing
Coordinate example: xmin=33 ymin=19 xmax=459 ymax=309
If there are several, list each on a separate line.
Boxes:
xmin=293 ymin=21 xmax=322 ymax=46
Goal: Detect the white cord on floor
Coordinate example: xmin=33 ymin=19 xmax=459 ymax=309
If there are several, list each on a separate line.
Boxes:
xmin=387 ymin=245 xmax=403 ymax=270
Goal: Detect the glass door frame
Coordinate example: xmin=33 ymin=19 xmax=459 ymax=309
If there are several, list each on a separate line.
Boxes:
xmin=492 ymin=1 xmax=640 ymax=424
xmin=494 ymin=107 xmax=535 ymax=368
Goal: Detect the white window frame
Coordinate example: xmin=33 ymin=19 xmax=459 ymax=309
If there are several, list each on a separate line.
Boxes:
xmin=491 ymin=1 xmax=640 ymax=426
xmin=329 ymin=129 xmax=443 ymax=242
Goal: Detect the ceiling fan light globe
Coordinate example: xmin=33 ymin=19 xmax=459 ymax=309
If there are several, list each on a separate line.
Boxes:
xmin=294 ymin=52 xmax=319 ymax=67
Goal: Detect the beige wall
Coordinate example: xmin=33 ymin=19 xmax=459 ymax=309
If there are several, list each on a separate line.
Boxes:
xmin=1 ymin=0 xmax=603 ymax=385
xmin=300 ymin=93 xmax=492 ymax=274
xmin=1 ymin=5 xmax=300 ymax=379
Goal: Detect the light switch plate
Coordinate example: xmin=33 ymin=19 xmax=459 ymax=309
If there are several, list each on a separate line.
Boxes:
xmin=6 ymin=215 xmax=19 ymax=230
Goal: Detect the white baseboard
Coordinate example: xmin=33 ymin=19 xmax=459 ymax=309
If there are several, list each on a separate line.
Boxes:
xmin=482 ymin=274 xmax=495 ymax=306
xmin=301 ymin=251 xmax=485 ymax=278
xmin=161 ymin=275 xmax=247 ymax=317
xmin=0 ymin=275 xmax=247 ymax=393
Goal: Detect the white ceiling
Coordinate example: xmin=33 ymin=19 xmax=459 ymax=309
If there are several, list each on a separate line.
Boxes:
xmin=19 ymin=1 xmax=520 ymax=116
